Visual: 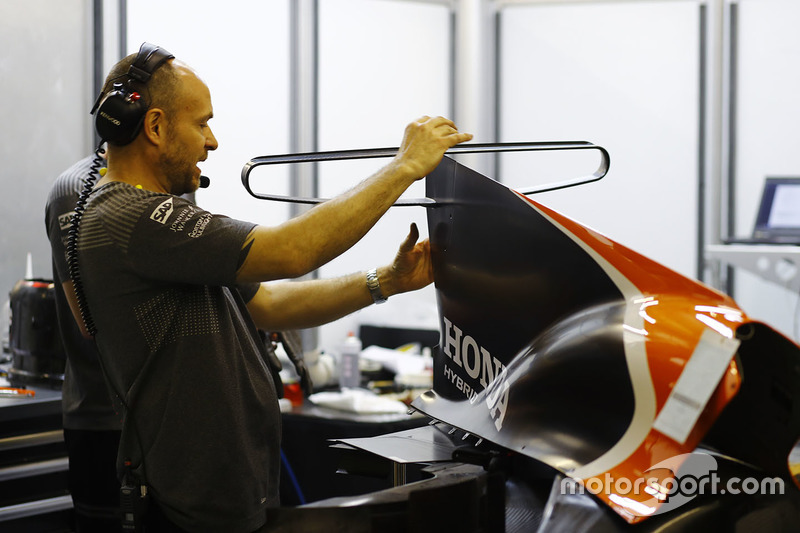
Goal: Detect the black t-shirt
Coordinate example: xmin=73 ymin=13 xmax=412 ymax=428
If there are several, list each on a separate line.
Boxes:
xmin=78 ymin=181 xmax=280 ymax=532
xmin=44 ymin=155 xmax=121 ymax=430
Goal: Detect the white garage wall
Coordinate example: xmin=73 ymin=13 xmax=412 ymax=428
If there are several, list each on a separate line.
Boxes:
xmin=315 ymin=0 xmax=453 ymax=351
xmin=730 ymin=0 xmax=800 ymax=340
xmin=498 ymin=0 xmax=701 ymax=279
xmin=126 ymin=0 xmax=292 ymax=229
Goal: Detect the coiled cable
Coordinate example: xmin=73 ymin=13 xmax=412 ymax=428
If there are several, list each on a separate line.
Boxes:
xmin=64 ymin=144 xmax=153 ymax=510
xmin=66 ymin=144 xmax=104 ymax=337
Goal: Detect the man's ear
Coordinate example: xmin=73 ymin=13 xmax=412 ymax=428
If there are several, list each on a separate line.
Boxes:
xmin=142 ymin=108 xmax=166 ymax=146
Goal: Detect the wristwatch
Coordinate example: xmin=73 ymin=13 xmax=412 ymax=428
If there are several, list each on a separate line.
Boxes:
xmin=366 ymin=268 xmax=387 ymax=304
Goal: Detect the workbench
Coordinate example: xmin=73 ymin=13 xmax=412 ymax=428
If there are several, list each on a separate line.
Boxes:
xmin=0 ymin=374 xmax=431 ymax=531
xmin=0 ymin=376 xmax=70 ymax=533
xmin=279 ymin=402 xmax=428 ymax=505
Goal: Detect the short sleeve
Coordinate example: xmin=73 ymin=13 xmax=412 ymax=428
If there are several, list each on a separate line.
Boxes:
xmin=119 ymin=194 xmax=257 ymax=287
xmin=45 ymin=184 xmax=81 ymax=283
xmin=236 ymin=282 xmax=261 ymax=304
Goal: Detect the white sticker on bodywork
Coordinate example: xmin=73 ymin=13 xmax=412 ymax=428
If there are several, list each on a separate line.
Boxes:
xmin=653 ymin=328 xmax=740 ymax=444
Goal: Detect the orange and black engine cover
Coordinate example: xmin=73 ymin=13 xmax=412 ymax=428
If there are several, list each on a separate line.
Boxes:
xmin=413 ymin=156 xmax=800 ymax=523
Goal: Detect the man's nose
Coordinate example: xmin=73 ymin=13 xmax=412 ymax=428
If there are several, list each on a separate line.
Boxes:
xmin=207 ymin=128 xmax=218 ymax=151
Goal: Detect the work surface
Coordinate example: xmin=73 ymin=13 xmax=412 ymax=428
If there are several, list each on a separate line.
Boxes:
xmin=0 ymin=375 xmax=428 ymax=512
xmin=0 ymin=382 xmax=62 ymax=424
xmin=280 ymin=401 xmax=428 ymax=505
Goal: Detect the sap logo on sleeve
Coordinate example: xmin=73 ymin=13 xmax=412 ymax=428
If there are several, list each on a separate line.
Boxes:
xmin=150 ymin=199 xmax=174 ymax=224
xmin=58 ymin=211 xmax=75 ymax=231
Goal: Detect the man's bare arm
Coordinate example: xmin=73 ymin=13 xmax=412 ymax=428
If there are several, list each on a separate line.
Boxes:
xmin=61 ymin=280 xmax=93 ymax=339
xmin=245 ymin=224 xmax=432 ymax=331
xmin=235 ymin=116 xmax=470 ymax=283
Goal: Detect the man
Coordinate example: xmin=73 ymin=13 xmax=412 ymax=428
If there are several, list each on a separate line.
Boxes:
xmin=45 ymin=154 xmax=123 ymax=532
xmin=71 ymin=45 xmax=471 ymax=532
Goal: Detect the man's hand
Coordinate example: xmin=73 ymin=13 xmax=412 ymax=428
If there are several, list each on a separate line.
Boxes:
xmin=379 ymin=223 xmax=434 ymax=297
xmin=394 ymin=116 xmax=473 ymax=180
xmin=246 ymin=224 xmax=434 ymax=331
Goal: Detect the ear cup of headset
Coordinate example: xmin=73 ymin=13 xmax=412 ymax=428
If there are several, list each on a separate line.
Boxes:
xmin=92 ymin=43 xmax=174 ymax=146
xmin=94 ymin=86 xmax=148 ymax=146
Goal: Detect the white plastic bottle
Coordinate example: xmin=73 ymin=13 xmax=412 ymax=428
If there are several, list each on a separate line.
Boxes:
xmin=338 ymin=331 xmax=362 ymax=389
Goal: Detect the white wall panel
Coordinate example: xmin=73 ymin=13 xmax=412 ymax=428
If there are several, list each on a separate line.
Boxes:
xmin=731 ymin=0 xmax=800 ymax=340
xmin=316 ymin=0 xmax=453 ymax=350
xmin=498 ymin=0 xmax=700 ymax=279
xmin=127 ymin=0 xmax=292 ymax=228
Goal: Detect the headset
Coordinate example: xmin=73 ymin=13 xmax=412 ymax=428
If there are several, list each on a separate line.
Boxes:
xmin=90 ymin=42 xmax=175 ymax=146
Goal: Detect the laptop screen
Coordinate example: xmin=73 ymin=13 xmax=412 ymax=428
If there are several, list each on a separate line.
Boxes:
xmin=754 ymin=177 xmax=800 ymax=239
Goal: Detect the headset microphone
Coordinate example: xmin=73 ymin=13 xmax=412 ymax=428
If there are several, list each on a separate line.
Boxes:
xmin=199 ymin=176 xmax=210 ymax=188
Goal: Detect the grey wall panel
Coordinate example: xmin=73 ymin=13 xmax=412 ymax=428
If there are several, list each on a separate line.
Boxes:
xmin=0 ymin=0 xmax=92 ymax=302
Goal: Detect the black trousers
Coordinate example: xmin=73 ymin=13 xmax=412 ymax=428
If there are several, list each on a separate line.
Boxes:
xmin=63 ymin=428 xmax=123 ymax=533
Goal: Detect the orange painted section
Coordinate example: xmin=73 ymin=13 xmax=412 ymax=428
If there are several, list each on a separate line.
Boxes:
xmin=519 ymin=193 xmax=746 ymax=522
